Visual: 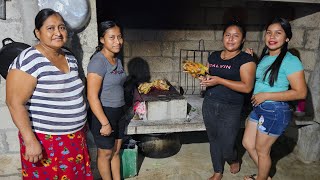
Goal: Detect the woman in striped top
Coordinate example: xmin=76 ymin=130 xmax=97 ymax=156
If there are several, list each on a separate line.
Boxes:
xmin=6 ymin=8 xmax=92 ymax=180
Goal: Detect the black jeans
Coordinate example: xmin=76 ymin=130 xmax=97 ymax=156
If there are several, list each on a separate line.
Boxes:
xmin=202 ymin=98 xmax=242 ymax=173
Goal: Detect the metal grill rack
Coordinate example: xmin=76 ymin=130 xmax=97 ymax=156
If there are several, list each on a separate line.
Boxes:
xmin=178 ymin=40 xmax=214 ymax=95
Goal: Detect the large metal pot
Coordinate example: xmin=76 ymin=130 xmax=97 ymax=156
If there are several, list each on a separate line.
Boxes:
xmin=0 ymin=38 xmax=30 ymax=79
xmin=136 ymin=133 xmax=181 ymax=158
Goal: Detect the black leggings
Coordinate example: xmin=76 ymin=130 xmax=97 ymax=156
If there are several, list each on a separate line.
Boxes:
xmin=202 ymin=98 xmax=242 ymax=173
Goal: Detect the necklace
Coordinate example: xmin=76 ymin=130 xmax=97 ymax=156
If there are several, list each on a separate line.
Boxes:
xmin=221 ymin=50 xmax=241 ymax=60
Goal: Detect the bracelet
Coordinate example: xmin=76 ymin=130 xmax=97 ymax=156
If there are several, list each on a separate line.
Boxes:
xmin=102 ymin=122 xmax=109 ymax=126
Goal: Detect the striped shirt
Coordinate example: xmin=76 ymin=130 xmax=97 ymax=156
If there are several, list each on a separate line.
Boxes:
xmin=9 ymin=47 xmax=87 ymax=135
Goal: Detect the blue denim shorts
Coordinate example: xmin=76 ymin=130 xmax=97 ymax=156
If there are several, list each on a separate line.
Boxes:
xmin=249 ymin=101 xmax=292 ymax=136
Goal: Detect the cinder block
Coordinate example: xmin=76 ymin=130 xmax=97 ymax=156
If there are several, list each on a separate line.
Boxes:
xmin=300 ymin=50 xmax=317 ymax=71
xmin=185 ymin=30 xmax=215 ymax=41
xmin=203 ymin=40 xmax=224 ymax=51
xmin=162 ymin=42 xmax=174 ymax=57
xmin=6 ymin=130 xmax=19 ymax=153
xmin=295 ymin=123 xmax=320 ymax=163
xmin=6 ymin=0 xmax=22 ymax=20
xmin=174 ymin=41 xmax=201 ymax=57
xmin=146 ymin=98 xmax=187 ymax=121
xmin=0 ymin=154 xmax=21 ymax=176
xmin=131 ymin=41 xmax=161 ymax=57
xmin=246 ymin=31 xmax=261 ymax=41
xmin=157 ymin=30 xmax=186 ymax=41
xmin=214 ymin=29 xmax=223 ymax=41
xmin=147 ymin=57 xmax=174 ymax=73
xmin=290 ymin=29 xmax=304 ymax=48
xmin=305 ymin=30 xmax=320 ymax=50
xmin=0 ymin=133 xmax=8 ymax=153
xmin=0 ymin=107 xmax=16 ymax=129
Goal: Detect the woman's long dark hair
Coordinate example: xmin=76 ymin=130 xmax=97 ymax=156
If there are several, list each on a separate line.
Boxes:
xmin=90 ymin=21 xmax=122 ymax=58
xmin=258 ymin=17 xmax=292 ymax=86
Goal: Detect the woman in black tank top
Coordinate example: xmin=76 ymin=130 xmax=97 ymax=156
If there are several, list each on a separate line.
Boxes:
xmin=200 ymin=20 xmax=256 ymax=180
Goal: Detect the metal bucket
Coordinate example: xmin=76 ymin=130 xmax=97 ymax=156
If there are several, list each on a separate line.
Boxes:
xmin=136 ymin=133 xmax=181 ymax=158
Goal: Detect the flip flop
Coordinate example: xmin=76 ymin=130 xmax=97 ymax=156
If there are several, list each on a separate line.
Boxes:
xmin=244 ymin=174 xmax=257 ymax=180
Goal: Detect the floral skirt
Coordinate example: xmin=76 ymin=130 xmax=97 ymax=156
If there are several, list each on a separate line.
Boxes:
xmin=19 ymin=130 xmax=93 ymax=180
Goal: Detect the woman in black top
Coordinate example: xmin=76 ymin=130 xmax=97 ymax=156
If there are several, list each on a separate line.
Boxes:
xmin=200 ymin=20 xmax=256 ymax=180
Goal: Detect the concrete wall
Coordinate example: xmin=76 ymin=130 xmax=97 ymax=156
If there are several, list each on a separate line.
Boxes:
xmin=121 ymin=3 xmax=319 ymax=84
xmin=0 ymin=0 xmax=97 ymax=178
xmin=120 ymin=1 xmax=320 ymax=116
xmin=0 ymin=1 xmax=29 ymax=178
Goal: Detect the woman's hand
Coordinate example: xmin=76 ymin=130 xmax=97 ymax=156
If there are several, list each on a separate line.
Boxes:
xmin=198 ymin=75 xmax=206 ymax=82
xmin=245 ymin=48 xmax=254 ymax=56
xmin=100 ymin=124 xmax=113 ymax=136
xmin=200 ymin=75 xmax=220 ymax=87
xmin=251 ymin=93 xmax=269 ymax=106
xmin=24 ymin=139 xmax=43 ymax=163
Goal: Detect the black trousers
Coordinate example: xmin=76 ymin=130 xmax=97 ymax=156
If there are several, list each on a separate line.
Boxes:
xmin=202 ymin=98 xmax=242 ymax=173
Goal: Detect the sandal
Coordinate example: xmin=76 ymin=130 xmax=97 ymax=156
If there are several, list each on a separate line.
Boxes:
xmin=244 ymin=174 xmax=256 ymax=180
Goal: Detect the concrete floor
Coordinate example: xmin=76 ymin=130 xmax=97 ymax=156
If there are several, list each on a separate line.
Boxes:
xmin=1 ymin=126 xmax=319 ymax=180
xmin=124 ymin=129 xmax=320 ymax=180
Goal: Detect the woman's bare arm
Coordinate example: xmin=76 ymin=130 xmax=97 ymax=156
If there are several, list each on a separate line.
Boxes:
xmin=6 ymin=69 xmax=42 ymax=163
xmin=87 ymin=73 xmax=112 ymax=136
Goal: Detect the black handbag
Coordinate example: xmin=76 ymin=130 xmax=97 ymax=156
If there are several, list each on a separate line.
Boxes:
xmin=0 ymin=38 xmax=30 ymax=79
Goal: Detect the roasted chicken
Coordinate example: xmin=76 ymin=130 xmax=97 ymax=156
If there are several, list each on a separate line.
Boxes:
xmin=138 ymin=79 xmax=170 ymax=94
xmin=182 ymin=60 xmax=208 ymax=78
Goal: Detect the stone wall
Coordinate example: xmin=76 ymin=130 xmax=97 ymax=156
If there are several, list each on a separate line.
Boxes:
xmin=0 ymin=0 xmax=97 ymax=178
